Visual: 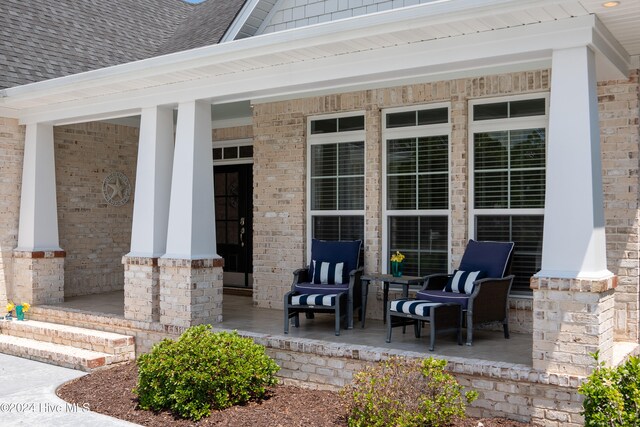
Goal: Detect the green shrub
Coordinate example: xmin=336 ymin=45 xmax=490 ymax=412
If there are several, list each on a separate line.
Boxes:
xmin=579 ymin=351 xmax=640 ymax=426
xmin=134 ymin=325 xmax=280 ymax=421
xmin=342 ymin=356 xmax=477 ymax=427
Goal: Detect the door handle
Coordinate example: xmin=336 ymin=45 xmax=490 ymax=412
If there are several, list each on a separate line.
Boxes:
xmin=240 ymin=217 xmax=245 ymax=247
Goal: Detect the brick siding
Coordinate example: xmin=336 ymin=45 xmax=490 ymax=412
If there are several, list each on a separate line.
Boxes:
xmin=54 ymin=122 xmax=138 ymax=297
xmin=0 ymin=117 xmax=24 ymax=306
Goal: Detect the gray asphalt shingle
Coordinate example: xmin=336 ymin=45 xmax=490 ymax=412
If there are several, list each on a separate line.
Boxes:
xmin=0 ymin=0 xmax=247 ymax=89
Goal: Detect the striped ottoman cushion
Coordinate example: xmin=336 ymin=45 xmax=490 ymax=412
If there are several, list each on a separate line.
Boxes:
xmin=291 ymin=294 xmax=337 ymax=307
xmin=390 ymin=299 xmax=441 ymax=317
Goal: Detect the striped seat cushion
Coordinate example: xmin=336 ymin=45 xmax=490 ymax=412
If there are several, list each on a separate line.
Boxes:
xmin=390 ymin=299 xmax=442 ymax=317
xmin=291 ymin=293 xmax=337 ymax=307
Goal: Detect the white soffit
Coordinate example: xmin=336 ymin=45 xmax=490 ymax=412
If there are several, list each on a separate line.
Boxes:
xmin=0 ymin=0 xmax=633 ymax=124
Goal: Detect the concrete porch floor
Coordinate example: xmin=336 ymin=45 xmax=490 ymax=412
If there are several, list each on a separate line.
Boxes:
xmin=56 ymin=290 xmax=533 ymax=366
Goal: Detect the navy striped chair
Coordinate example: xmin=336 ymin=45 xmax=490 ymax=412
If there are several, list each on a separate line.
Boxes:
xmin=416 ymin=240 xmax=515 ymax=346
xmin=284 ymin=239 xmax=363 ymax=336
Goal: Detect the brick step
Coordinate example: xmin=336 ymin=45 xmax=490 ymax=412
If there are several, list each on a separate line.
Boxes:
xmin=0 ymin=334 xmax=116 ymax=371
xmin=0 ymin=319 xmax=135 ymax=357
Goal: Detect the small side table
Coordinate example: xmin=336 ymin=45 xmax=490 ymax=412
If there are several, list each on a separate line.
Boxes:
xmin=360 ymin=273 xmax=425 ymax=328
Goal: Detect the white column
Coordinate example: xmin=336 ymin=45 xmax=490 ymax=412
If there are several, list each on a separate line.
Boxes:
xmin=16 ymin=122 xmax=61 ymax=251
xmin=163 ymin=100 xmax=218 ymax=259
xmin=537 ymin=46 xmax=611 ymax=279
xmin=128 ymin=106 xmax=174 ymax=257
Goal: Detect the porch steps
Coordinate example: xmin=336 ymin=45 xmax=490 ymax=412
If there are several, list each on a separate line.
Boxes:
xmin=0 ymin=319 xmax=135 ymax=371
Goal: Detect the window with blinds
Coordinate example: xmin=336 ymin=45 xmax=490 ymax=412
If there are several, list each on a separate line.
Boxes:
xmin=308 ymin=114 xmax=365 ymax=244
xmin=470 ymin=95 xmax=548 ymax=294
xmin=383 ymin=104 xmax=450 ymax=277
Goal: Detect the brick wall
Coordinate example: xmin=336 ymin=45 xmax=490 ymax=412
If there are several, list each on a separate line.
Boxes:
xmin=252 ymin=69 xmax=639 ymax=338
xmin=252 ymin=70 xmax=551 ymax=330
xmin=0 ymin=117 xmax=23 ymax=306
xmin=55 ymin=122 xmax=138 ymax=297
xmin=28 ymin=304 xmax=584 ymax=425
xmin=599 ymin=69 xmax=640 ymax=342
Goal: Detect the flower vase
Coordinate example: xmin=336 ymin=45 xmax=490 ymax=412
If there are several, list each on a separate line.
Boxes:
xmin=16 ymin=305 xmax=24 ymax=321
xmin=391 ymin=261 xmax=403 ymax=277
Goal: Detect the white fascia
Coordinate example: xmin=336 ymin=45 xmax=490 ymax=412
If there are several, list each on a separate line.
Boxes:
xmin=14 ymin=16 xmax=606 ymax=124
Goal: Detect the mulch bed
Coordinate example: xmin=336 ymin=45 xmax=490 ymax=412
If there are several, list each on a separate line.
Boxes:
xmin=57 ymin=362 xmax=532 ymax=426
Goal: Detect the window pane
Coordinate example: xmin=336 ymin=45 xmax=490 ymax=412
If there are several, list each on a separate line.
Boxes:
xmin=389 ymin=216 xmax=418 ymax=249
xmin=510 ymin=129 xmax=545 ymax=169
xmin=311 ymin=118 xmax=337 ymax=134
xmin=418 ymin=174 xmax=448 ymax=209
xmin=311 ymin=145 xmax=337 ymax=177
xmin=338 ymin=177 xmax=364 ymax=210
xmin=418 ymin=136 xmax=448 ymax=173
xmin=313 ymin=216 xmax=339 ymax=240
xmin=476 ymin=215 xmax=543 ymax=293
xmin=474 ymin=171 xmax=507 ymax=208
xmin=418 ymin=216 xmax=449 ymax=274
xmin=311 ymin=178 xmax=336 ymax=210
xmin=474 ymin=102 xmax=508 ymax=120
xmin=223 ymin=146 xmax=238 ymax=159
xmin=387 ymin=175 xmax=416 ymax=210
xmin=338 ymin=115 xmax=365 ymax=132
xmin=312 ymin=216 xmax=364 ymax=241
xmin=213 ymin=148 xmax=222 ymax=160
xmin=474 ymin=132 xmax=508 ymax=170
xmin=510 ymin=169 xmax=545 ymax=208
xmin=389 ymin=215 xmax=448 ymax=276
xmin=510 ymin=98 xmax=545 ymax=118
xmin=339 ymin=142 xmax=364 ymax=175
xmin=239 ymin=145 xmax=253 ymax=158
xmin=386 ymin=111 xmax=416 ymax=128
xmin=387 ymin=138 xmax=416 ymax=174
xmin=417 ymin=108 xmax=448 ymax=125
xmin=419 ymin=217 xmax=448 ymax=253
xmin=338 ymin=216 xmax=365 ymax=241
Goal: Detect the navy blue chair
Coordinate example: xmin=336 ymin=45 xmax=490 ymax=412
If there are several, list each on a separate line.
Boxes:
xmin=416 ymin=240 xmax=515 ymax=346
xmin=284 ymin=239 xmax=363 ymax=336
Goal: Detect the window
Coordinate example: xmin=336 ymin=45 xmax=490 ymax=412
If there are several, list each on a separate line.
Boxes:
xmin=383 ymin=105 xmax=450 ymax=276
xmin=470 ymin=95 xmax=548 ymax=294
xmin=212 ymin=139 xmax=253 ymax=163
xmin=308 ymin=114 xmax=365 ymax=245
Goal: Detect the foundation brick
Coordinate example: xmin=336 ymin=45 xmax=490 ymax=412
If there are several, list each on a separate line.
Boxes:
xmin=123 ymin=256 xmax=160 ymax=322
xmin=158 ymin=257 xmax=224 ymax=327
xmin=12 ymin=251 xmax=65 ymax=304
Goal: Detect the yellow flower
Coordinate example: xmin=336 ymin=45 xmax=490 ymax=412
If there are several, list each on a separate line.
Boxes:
xmin=390 ymin=251 xmax=405 ymax=263
xmin=22 ymin=303 xmax=30 ymax=313
xmin=6 ymin=301 xmax=15 ymax=313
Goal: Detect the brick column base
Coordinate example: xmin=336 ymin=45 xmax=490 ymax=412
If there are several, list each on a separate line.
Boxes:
xmin=12 ymin=250 xmax=65 ymax=304
xmin=158 ymin=257 xmax=224 ymax=328
xmin=531 ymin=275 xmax=617 ymax=376
xmin=123 ymin=256 xmax=159 ymax=322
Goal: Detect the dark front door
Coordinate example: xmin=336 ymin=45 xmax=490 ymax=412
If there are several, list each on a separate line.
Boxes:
xmin=214 ymin=164 xmax=253 ymax=287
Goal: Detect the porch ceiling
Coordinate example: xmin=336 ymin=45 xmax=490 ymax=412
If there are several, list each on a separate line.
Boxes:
xmin=0 ymin=0 xmax=638 ymax=125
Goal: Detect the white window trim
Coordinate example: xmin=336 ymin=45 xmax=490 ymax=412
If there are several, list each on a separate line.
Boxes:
xmin=467 ymin=92 xmax=549 ymax=246
xmin=382 ymin=102 xmax=452 ymax=275
xmin=306 ymin=111 xmax=366 ymax=262
xmin=212 ymin=138 xmax=254 ymax=165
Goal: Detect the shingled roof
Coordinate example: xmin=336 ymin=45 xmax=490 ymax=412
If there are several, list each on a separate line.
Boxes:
xmin=0 ymin=0 xmax=247 ymax=89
